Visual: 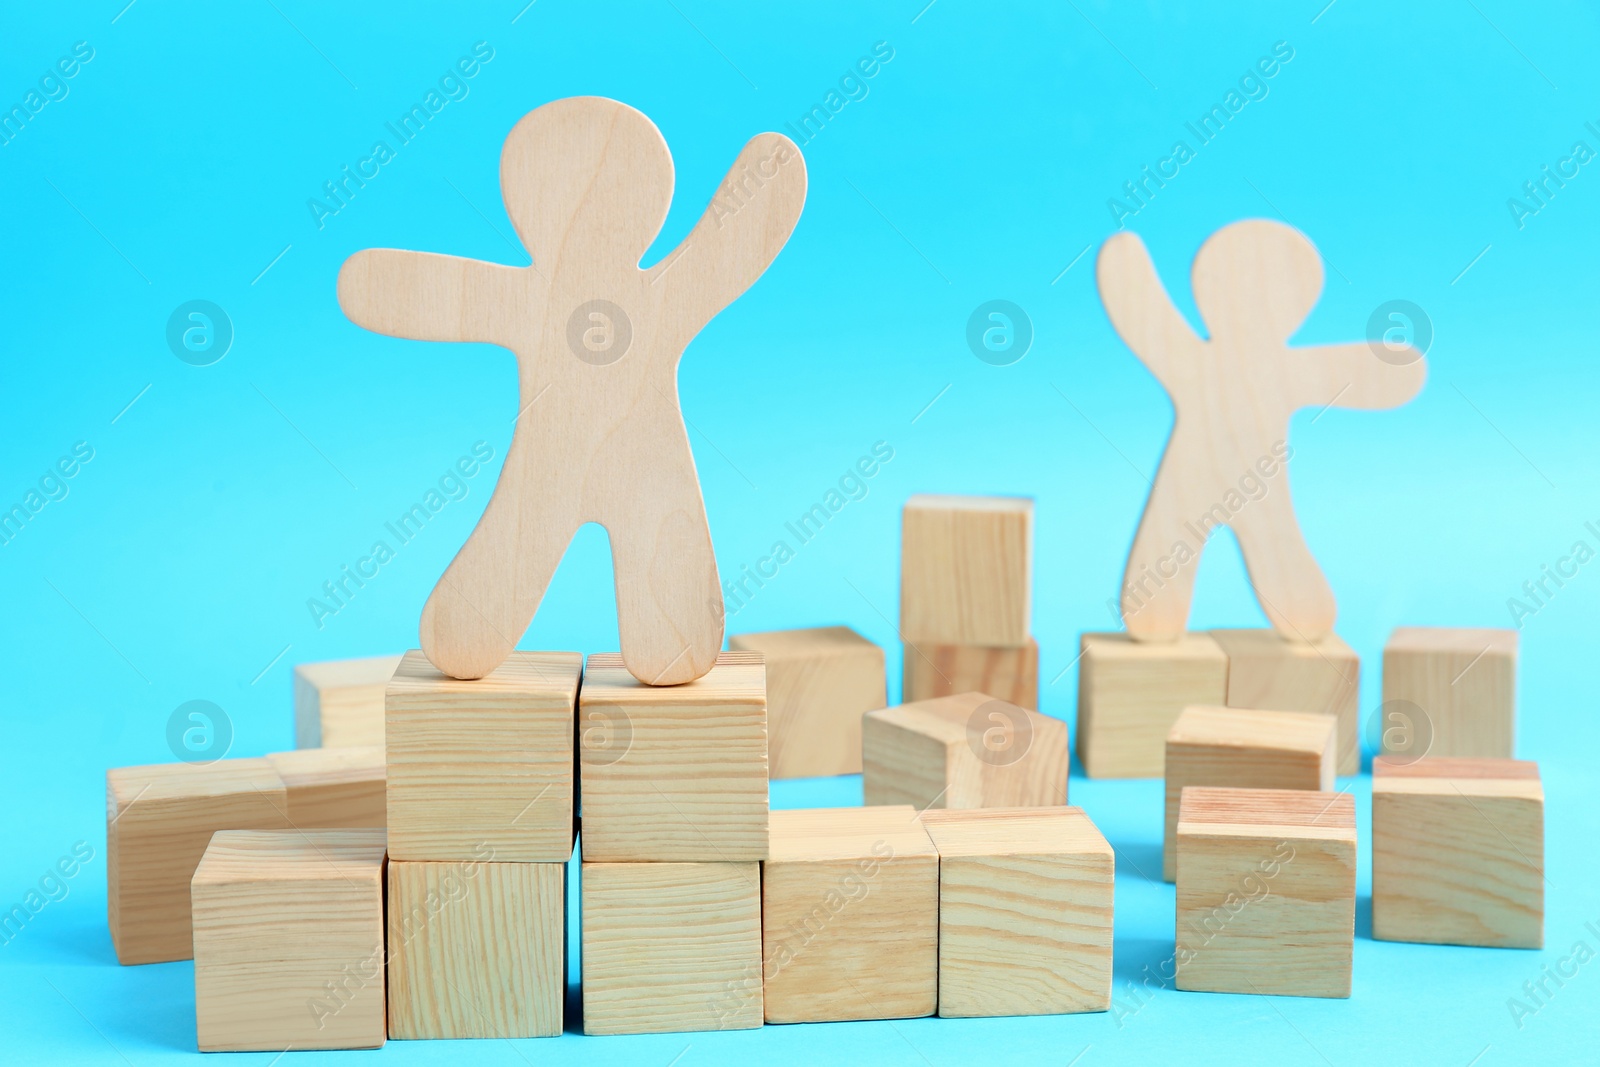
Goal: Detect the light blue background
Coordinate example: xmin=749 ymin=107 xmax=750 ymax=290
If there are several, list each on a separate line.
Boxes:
xmin=3 ymin=0 xmax=1598 ymax=1062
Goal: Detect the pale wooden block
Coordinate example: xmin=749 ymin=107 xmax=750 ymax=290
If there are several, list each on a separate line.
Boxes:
xmin=106 ymin=759 xmax=290 ymax=965
xmin=1210 ymin=628 xmax=1359 ymax=774
xmin=900 ymin=494 xmax=1032 ymax=646
xmin=1175 ymin=786 xmax=1356 ymax=998
xmin=1383 ymin=627 xmax=1517 ymax=758
xmin=728 ymin=626 xmax=886 ymax=778
xmin=1077 ymin=632 xmax=1229 ymax=778
xmin=386 ymin=649 xmax=580 ymax=862
xmin=1163 ymin=706 xmax=1335 ymax=881
xmin=903 ymin=637 xmax=1038 ymax=709
xmin=1373 ymin=756 xmax=1542 ymax=948
xmin=862 ymin=691 xmax=1067 ymax=811
xmin=919 ymin=807 xmax=1114 ymax=1017
xmin=293 ymin=654 xmax=403 ymax=748
xmin=266 ymin=746 xmax=385 ymax=828
xmin=582 ymin=861 xmax=762 ymax=1035
xmin=763 ymin=806 xmax=937 ymax=1023
xmin=579 ymin=651 xmax=768 ymax=861
xmin=387 ymin=860 xmax=565 ymax=1038
xmin=192 ymin=829 xmax=387 ymax=1051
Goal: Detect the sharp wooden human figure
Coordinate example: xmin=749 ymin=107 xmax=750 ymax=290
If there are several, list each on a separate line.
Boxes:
xmin=339 ymin=96 xmax=807 ymax=683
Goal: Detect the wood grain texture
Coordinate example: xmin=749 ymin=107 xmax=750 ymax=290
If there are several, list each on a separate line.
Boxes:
xmin=1098 ymin=220 xmax=1426 ymax=644
xmin=1175 ymin=787 xmax=1355 ymax=998
xmin=266 ymin=746 xmax=385 ymax=828
xmin=293 ymin=655 xmax=402 ymax=748
xmin=387 ymin=860 xmax=565 ymax=1038
xmin=386 ymin=649 xmax=580 ymax=862
xmin=1162 ymin=706 xmax=1335 ymax=881
xmin=919 ymin=807 xmax=1114 ymax=1017
xmin=337 ymin=96 xmax=807 ymax=685
xmin=728 ymin=626 xmax=885 ymax=779
xmin=763 ymin=806 xmax=937 ymax=1023
xmin=900 ymin=494 xmax=1032 ymax=646
xmin=1372 ymin=757 xmax=1542 ymax=948
xmin=579 ymin=651 xmax=768 ymax=861
xmin=106 ymin=759 xmax=290 ymax=965
xmin=862 ymin=691 xmax=1068 ymax=811
xmin=1383 ymin=626 xmax=1517 ymax=758
xmin=1210 ymin=627 xmax=1359 ymax=774
xmin=191 ymin=829 xmax=387 ymax=1052
xmin=903 ymin=637 xmax=1038 ymax=709
xmin=581 ymin=861 xmax=763 ymax=1035
xmin=1076 ymin=632 xmax=1229 ymax=778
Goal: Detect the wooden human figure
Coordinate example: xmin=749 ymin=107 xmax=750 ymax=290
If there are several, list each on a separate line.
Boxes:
xmin=338 ymin=97 xmax=807 ymax=683
xmin=1096 ymin=219 xmax=1426 ymax=643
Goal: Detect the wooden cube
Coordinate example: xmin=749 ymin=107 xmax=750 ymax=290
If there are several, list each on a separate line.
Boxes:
xmin=903 ymin=637 xmax=1038 ymax=709
xmin=1175 ymin=787 xmax=1356 ymax=998
xmin=1210 ymin=628 xmax=1360 ymax=775
xmin=919 ymin=807 xmax=1114 ymax=1017
xmin=192 ymin=829 xmax=387 ymax=1051
xmin=266 ymin=746 xmax=385 ymax=828
xmin=388 ymin=860 xmax=565 ymax=1038
xmin=1383 ymin=627 xmax=1517 ymax=758
xmin=900 ymin=494 xmax=1032 ymax=646
xmin=386 ymin=649 xmax=580 ymax=862
xmin=579 ymin=651 xmax=768 ymax=862
xmin=582 ymin=861 xmax=762 ymax=1035
xmin=294 ymin=654 xmax=403 ymax=748
xmin=763 ymin=806 xmax=938 ymax=1023
xmin=727 ymin=626 xmax=886 ymax=779
xmin=1373 ymin=756 xmax=1542 ymax=948
xmin=862 ymin=691 xmax=1067 ymax=811
xmin=1076 ymin=632 xmax=1229 ymax=778
xmin=106 ymin=759 xmax=290 ymax=965
xmin=1163 ymin=706 xmax=1335 ymax=881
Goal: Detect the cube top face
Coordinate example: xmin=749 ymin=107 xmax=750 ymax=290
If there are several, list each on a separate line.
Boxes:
xmin=294 ymin=654 xmax=404 ymax=692
xmin=388 ymin=648 xmax=581 ymax=700
xmin=920 ymin=806 xmax=1111 ymax=860
xmin=905 ymin=493 xmax=1033 ymax=515
xmin=729 ymin=626 xmax=879 ymax=662
xmin=266 ymin=745 xmax=385 ymax=790
xmin=869 ymin=690 xmax=1036 ymax=746
xmin=583 ymin=650 xmax=765 ymax=704
xmin=1374 ymin=755 xmax=1539 ymax=781
xmin=1373 ymin=756 xmax=1542 ymax=799
xmin=1168 ymin=706 xmax=1335 ymax=758
xmin=1210 ymin=627 xmax=1356 ymax=663
xmin=767 ymin=805 xmax=937 ymax=863
xmin=1178 ymin=786 xmax=1355 ymax=836
xmin=1386 ymin=626 xmax=1518 ymax=657
xmin=192 ymin=829 xmax=387 ymax=887
xmin=900 ymin=495 xmax=1033 ymax=647
xmin=1080 ymin=630 xmax=1228 ymax=664
xmin=107 ymin=758 xmax=283 ymax=812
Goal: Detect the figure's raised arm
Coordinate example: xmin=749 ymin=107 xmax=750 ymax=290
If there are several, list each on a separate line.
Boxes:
xmin=337 ymin=249 xmax=528 ymax=347
xmin=1290 ymin=343 xmax=1427 ymax=412
xmin=1095 ymin=231 xmax=1202 ymax=384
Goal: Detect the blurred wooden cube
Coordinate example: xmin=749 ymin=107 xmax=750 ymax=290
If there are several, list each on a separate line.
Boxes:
xmin=1373 ymin=756 xmax=1542 ymax=948
xmin=582 ymin=861 xmax=762 ymax=1035
xmin=192 ymin=829 xmax=387 ymax=1051
xmin=727 ymin=626 xmax=885 ymax=778
xmin=900 ymin=494 xmax=1032 ymax=646
xmin=1210 ymin=628 xmax=1359 ymax=774
xmin=903 ymin=637 xmax=1038 ymax=709
xmin=1383 ymin=627 xmax=1517 ymax=758
xmin=385 ymin=649 xmax=580 ymax=862
xmin=920 ymin=807 xmax=1113 ymax=1017
xmin=1077 ymin=632 xmax=1228 ymax=778
xmin=579 ymin=651 xmax=768 ymax=862
xmin=1163 ymin=706 xmax=1335 ymax=881
xmin=294 ymin=654 xmax=403 ymax=748
xmin=266 ymin=745 xmax=385 ymax=828
xmin=862 ymin=691 xmax=1067 ymax=811
xmin=763 ymin=806 xmax=937 ymax=1023
xmin=1175 ymin=787 xmax=1355 ymax=998
xmin=388 ymin=859 xmax=565 ymax=1038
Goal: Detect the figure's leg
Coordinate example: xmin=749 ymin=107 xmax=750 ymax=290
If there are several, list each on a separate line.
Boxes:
xmin=1122 ymin=457 xmax=1212 ymax=642
xmin=1228 ymin=478 xmax=1336 ymax=642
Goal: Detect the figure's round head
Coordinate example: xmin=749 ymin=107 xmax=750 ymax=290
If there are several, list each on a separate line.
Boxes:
xmin=1191 ymin=218 xmax=1323 ymax=345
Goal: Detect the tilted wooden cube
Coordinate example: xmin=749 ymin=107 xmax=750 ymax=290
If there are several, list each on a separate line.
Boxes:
xmin=1373 ymin=756 xmax=1543 ymax=948
xmin=266 ymin=745 xmax=386 ymax=828
xmin=900 ymin=494 xmax=1032 ymax=646
xmin=1210 ymin=628 xmax=1359 ymax=775
xmin=862 ymin=691 xmax=1068 ymax=811
xmin=919 ymin=807 xmax=1114 ymax=1017
xmin=727 ymin=626 xmax=886 ymax=779
xmin=191 ymin=829 xmax=387 ymax=1051
xmin=582 ymin=861 xmax=762 ymax=1035
xmin=294 ymin=654 xmax=403 ymax=748
xmin=1163 ymin=706 xmax=1335 ymax=881
xmin=388 ymin=859 xmax=565 ymax=1038
xmin=902 ymin=637 xmax=1038 ymax=709
xmin=763 ymin=806 xmax=938 ymax=1023
xmin=1383 ymin=627 xmax=1517 ymax=758
xmin=386 ymin=649 xmax=580 ymax=862
xmin=106 ymin=759 xmax=290 ymax=965
xmin=1175 ymin=787 xmax=1356 ymax=998
xmin=579 ymin=651 xmax=768 ymax=861
xmin=1077 ymin=632 xmax=1229 ymax=778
